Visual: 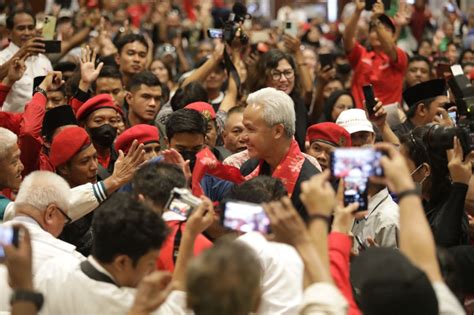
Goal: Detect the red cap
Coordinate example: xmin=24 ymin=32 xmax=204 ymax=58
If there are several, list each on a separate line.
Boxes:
xmin=114 ymin=124 xmax=160 ymax=154
xmin=76 ymin=94 xmax=123 ymax=121
xmin=185 ymin=102 xmax=216 ymax=120
xmin=50 ymin=126 xmax=91 ymax=167
xmin=306 ymin=122 xmax=351 ymax=147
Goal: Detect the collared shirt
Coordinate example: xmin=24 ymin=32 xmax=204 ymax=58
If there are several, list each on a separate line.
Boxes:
xmin=35 ymin=254 xmax=187 ymax=315
xmin=348 ymin=42 xmax=408 ymax=109
xmin=351 ymin=188 xmax=400 ymax=254
xmin=0 ymin=42 xmax=52 ymax=112
xmin=237 ymin=232 xmax=304 ymax=315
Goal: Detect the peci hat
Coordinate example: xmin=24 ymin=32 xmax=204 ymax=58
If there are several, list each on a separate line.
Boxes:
xmin=114 ymin=124 xmax=160 ymax=154
xmin=350 ymin=247 xmax=438 ymax=315
xmin=185 ymin=102 xmax=216 ymax=120
xmin=403 ymin=79 xmax=447 ymax=108
xmin=42 ymin=105 xmax=78 ymax=139
xmin=76 ymin=94 xmax=123 ymax=121
xmin=335 ymin=109 xmax=374 ymax=134
xmin=50 ymin=126 xmax=91 ymax=168
xmin=306 ymin=122 xmax=351 ymax=147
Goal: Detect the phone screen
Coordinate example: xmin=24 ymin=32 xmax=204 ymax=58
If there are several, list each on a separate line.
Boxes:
xmin=319 ymin=53 xmax=333 ymax=69
xmin=448 ymin=111 xmax=457 ymax=125
xmin=343 ymin=176 xmax=368 ymax=210
xmin=330 ymin=148 xmax=384 ymax=179
xmin=222 ymin=201 xmax=270 ymax=233
xmin=207 ymin=28 xmax=223 ymax=39
xmin=363 ymin=84 xmax=377 ymax=117
xmin=0 ymin=226 xmax=19 ymax=258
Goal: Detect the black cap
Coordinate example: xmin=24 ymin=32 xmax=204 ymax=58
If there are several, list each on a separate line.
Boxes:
xmin=403 ymin=79 xmax=447 ymax=108
xmin=378 ymin=14 xmax=396 ymax=33
xmin=350 ymin=247 xmax=438 ymax=315
xmin=42 ymin=105 xmax=78 ymax=139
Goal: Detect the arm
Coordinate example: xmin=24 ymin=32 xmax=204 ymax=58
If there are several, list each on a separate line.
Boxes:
xmin=78 ymin=46 xmax=104 ymax=94
xmin=375 ymin=142 xmax=443 ymax=283
xmin=370 ymin=1 xmax=397 ymax=62
xmin=308 ymin=66 xmax=336 ymax=124
xmin=173 ymin=35 xmax=191 ymax=73
xmin=343 ymin=0 xmax=365 ymax=54
xmin=283 ymin=34 xmax=313 ymax=100
xmin=370 ymin=101 xmax=400 ymax=145
xmin=180 ymin=43 xmax=224 ymax=88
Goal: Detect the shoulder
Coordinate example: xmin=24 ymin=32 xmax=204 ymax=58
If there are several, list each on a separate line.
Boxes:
xmin=298 ymin=158 xmax=320 ymax=180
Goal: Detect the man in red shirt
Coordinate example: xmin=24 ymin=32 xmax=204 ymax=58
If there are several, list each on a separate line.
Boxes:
xmin=343 ymin=0 xmax=408 ymax=109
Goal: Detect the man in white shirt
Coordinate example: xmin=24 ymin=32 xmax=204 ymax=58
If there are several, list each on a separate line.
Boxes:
xmin=35 ymin=192 xmax=186 ymax=315
xmin=0 ymin=10 xmax=52 ymax=112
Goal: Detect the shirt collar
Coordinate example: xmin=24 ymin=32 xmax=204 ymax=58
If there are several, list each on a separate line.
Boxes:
xmin=87 ymin=255 xmax=119 ymax=284
xmin=210 ymin=92 xmax=224 ymax=105
xmin=6 ymin=42 xmax=19 ymax=53
xmin=366 ymin=188 xmax=390 ymax=218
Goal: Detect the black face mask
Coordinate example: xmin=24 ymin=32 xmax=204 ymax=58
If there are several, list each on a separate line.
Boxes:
xmin=180 ymin=150 xmax=198 ymax=171
xmin=88 ymin=124 xmax=117 ymax=148
xmin=336 ymin=63 xmax=352 ymax=75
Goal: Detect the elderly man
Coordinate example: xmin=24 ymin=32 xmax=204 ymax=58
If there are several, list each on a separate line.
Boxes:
xmin=240 ymin=87 xmax=320 ymax=221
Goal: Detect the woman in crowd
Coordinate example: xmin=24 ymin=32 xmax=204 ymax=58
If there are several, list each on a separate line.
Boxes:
xmin=321 ymin=90 xmax=355 ymax=123
xmin=150 ymin=58 xmax=178 ymax=96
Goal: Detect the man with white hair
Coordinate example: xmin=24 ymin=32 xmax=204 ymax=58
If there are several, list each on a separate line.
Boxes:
xmin=0 ymin=127 xmax=24 ymax=218
xmin=240 ymin=87 xmax=320 ymax=221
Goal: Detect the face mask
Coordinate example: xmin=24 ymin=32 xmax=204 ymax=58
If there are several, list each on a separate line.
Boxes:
xmin=410 ymin=164 xmax=428 ymax=196
xmin=336 ymin=63 xmax=352 ymax=75
xmin=88 ymin=124 xmax=117 ymax=148
xmin=180 ymin=150 xmax=198 ymax=171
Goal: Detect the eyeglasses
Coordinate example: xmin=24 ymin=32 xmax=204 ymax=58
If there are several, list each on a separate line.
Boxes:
xmin=56 ymin=206 xmax=72 ymax=225
xmin=270 ymin=69 xmax=295 ymax=81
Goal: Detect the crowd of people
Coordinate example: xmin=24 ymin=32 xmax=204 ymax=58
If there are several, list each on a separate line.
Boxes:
xmin=0 ymin=0 xmax=474 ymax=314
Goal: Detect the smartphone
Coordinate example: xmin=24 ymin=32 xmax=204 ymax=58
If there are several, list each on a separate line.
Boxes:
xmin=319 ymin=53 xmax=333 ymax=70
xmin=164 ymin=188 xmax=202 ymax=218
xmin=363 ymin=84 xmax=377 ymax=118
xmin=284 ymin=21 xmax=298 ymax=38
xmin=448 ymin=111 xmax=457 ymax=125
xmin=221 ymin=200 xmax=270 ymax=234
xmin=365 ymin=0 xmax=392 ymax=10
xmin=207 ymin=28 xmax=223 ymax=39
xmin=343 ymin=176 xmax=368 ymax=211
xmin=436 ymin=62 xmax=452 ymax=79
xmin=0 ymin=226 xmax=19 ymax=258
xmin=330 ymin=148 xmax=384 ymax=179
xmin=42 ymin=15 xmax=57 ymax=40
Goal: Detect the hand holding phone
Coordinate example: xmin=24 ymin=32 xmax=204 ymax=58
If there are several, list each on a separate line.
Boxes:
xmin=222 ymin=200 xmax=270 ymax=233
xmin=319 ymin=53 xmax=333 ymax=70
xmin=0 ymin=226 xmax=19 ymax=259
xmin=363 ymin=84 xmax=377 ymax=118
xmin=165 ymin=188 xmax=202 ymax=218
xmin=284 ymin=21 xmax=298 ymax=38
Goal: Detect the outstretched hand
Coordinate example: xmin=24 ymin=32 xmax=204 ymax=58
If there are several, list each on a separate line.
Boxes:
xmin=128 ymin=271 xmax=174 ymax=315
xmin=447 ymin=136 xmax=472 ymax=185
xmin=80 ymin=45 xmax=104 ymax=85
xmin=112 ymin=140 xmax=146 ymax=186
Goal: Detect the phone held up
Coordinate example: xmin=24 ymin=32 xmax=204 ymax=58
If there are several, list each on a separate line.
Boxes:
xmin=37 ymin=15 xmax=61 ymax=53
xmin=330 ymin=148 xmax=384 ymax=211
xmin=221 ymin=200 xmax=271 ymax=234
xmin=165 ymin=188 xmax=202 ymax=218
xmin=0 ymin=226 xmax=19 ymax=260
xmin=363 ymin=84 xmax=377 ymax=119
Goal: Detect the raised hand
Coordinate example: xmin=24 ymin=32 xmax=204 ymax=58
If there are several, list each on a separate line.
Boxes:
xmin=331 ymin=203 xmax=366 ymax=235
xmin=39 ymin=71 xmax=64 ymax=92
xmin=15 ymin=37 xmax=45 ymax=58
xmin=355 ymin=0 xmax=366 ymax=12
xmin=128 ymin=271 xmax=174 ymax=315
xmin=371 ymin=0 xmax=385 ymax=19
xmin=3 ymin=56 xmax=27 ymax=86
xmin=80 ymin=45 xmax=104 ymax=86
xmin=370 ymin=100 xmax=387 ymax=127
xmin=112 ymin=140 xmax=146 ymax=186
xmin=161 ymin=149 xmax=192 ymax=183
xmin=300 ymin=170 xmax=336 ymax=217
xmin=282 ymin=34 xmax=301 ymax=54
xmin=3 ymin=225 xmax=34 ymax=290
xmin=447 ymin=136 xmax=472 ymax=185
xmin=186 ymin=196 xmax=215 ymax=237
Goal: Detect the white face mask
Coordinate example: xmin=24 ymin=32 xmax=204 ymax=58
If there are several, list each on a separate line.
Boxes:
xmin=410 ymin=163 xmax=428 ymax=195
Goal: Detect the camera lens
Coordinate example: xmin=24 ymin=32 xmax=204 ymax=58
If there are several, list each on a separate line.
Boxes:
xmin=424 ymin=124 xmax=471 ymax=154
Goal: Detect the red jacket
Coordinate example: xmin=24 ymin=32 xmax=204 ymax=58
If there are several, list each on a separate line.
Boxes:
xmin=329 ymin=232 xmax=361 ymax=315
xmin=157 ymin=220 xmax=213 ymax=272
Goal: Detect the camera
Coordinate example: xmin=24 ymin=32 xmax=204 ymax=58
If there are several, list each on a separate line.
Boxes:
xmin=164 ymin=188 xmax=202 ymax=218
xmin=423 ymin=123 xmax=471 ymax=155
xmin=208 ymin=3 xmax=250 ymax=45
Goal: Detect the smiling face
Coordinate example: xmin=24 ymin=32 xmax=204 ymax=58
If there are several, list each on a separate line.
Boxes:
xmin=265 ymin=59 xmax=295 ymax=95
xmin=57 ymin=144 xmax=98 ymax=187
xmin=331 ymin=95 xmax=354 ymax=122
xmin=242 ymin=104 xmax=276 ymax=160
xmin=0 ymin=143 xmax=24 ymax=191
xmin=10 ymin=12 xmax=35 ymax=47
xmin=127 ymin=84 xmax=162 ymax=124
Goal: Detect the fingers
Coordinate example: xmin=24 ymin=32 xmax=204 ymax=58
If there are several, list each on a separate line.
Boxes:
xmin=91 ymin=47 xmax=97 ymax=64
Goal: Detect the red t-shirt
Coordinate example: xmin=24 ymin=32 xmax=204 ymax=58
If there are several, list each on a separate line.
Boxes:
xmin=157 ymin=220 xmax=213 ymax=272
xmin=348 ymin=42 xmax=408 ymax=109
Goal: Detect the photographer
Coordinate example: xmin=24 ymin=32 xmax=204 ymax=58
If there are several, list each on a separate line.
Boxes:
xmin=399 ymin=127 xmax=471 ymax=247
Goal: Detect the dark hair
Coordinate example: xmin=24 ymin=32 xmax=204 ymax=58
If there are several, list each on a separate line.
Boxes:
xmin=166 ymin=109 xmax=207 ymax=141
xmin=227 ymin=176 xmax=287 ymax=204
xmin=247 ymin=49 xmax=301 ymax=96
xmin=127 ymin=71 xmax=169 ymax=103
xmin=409 ymin=55 xmax=431 ymax=70
xmin=6 ymin=9 xmax=34 ymax=30
xmin=170 ymin=82 xmax=208 ymax=112
xmin=417 ymin=38 xmax=432 ymax=53
xmin=92 ymin=65 xmax=123 ymax=92
xmin=459 ymin=48 xmax=474 ymax=64
xmin=132 ymin=162 xmax=186 ymax=210
xmin=115 ymin=33 xmax=149 ymax=54
xmin=405 ymin=97 xmax=436 ymax=119
xmin=151 ymin=58 xmax=174 ymax=84
xmin=91 ymin=192 xmax=169 ymax=266
xmin=226 ymin=106 xmax=245 ymax=119
xmin=323 ymin=90 xmax=355 ymax=122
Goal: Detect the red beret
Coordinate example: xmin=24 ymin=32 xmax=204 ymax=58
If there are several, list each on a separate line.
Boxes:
xmin=306 ymin=122 xmax=351 ymax=147
xmin=50 ymin=126 xmax=91 ymax=167
xmin=114 ymin=124 xmax=160 ymax=153
xmin=185 ymin=102 xmax=216 ymax=120
xmin=76 ymin=94 xmax=123 ymax=121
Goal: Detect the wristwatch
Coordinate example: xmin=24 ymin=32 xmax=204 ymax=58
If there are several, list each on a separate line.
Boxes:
xmin=34 ymin=86 xmax=47 ymax=97
xmin=10 ymin=290 xmax=44 ymax=311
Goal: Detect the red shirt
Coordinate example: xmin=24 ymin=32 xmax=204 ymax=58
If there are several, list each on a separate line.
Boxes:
xmin=329 ymin=232 xmax=361 ymax=315
xmin=157 ymin=219 xmax=213 ymax=272
xmin=348 ymin=42 xmax=408 ymax=109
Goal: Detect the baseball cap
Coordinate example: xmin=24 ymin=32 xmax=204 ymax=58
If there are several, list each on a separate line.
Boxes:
xmin=351 ymin=247 xmax=438 ymax=315
xmin=336 ymin=109 xmax=374 ymax=134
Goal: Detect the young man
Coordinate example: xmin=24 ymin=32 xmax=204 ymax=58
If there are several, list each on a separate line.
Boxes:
xmin=93 ymin=65 xmax=126 ymax=109
xmin=306 ymin=122 xmax=352 ymax=171
xmin=336 ymin=109 xmax=376 ymax=147
xmin=343 ymin=0 xmax=408 ymax=108
xmin=125 ymin=71 xmax=163 ymax=127
xmin=115 ymin=33 xmax=148 ymax=88
xmin=404 ymin=55 xmax=431 ymax=89
xmin=0 ymin=10 xmax=52 ymax=112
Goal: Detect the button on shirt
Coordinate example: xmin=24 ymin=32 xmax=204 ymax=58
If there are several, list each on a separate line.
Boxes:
xmin=0 ymin=43 xmax=52 ymax=112
xmin=351 ymin=188 xmax=400 ymax=254
xmin=348 ymin=42 xmax=408 ymax=109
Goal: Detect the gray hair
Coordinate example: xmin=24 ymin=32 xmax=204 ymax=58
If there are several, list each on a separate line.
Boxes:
xmin=0 ymin=127 xmax=18 ymax=160
xmin=246 ymin=87 xmax=296 ymax=138
xmin=15 ymin=171 xmax=71 ymax=213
